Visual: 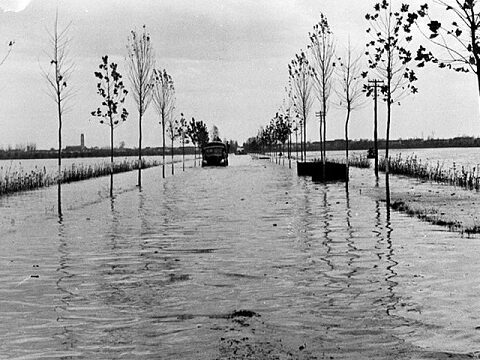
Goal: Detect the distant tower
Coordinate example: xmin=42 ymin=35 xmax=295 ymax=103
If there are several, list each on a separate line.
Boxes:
xmin=80 ymin=133 xmax=85 ymax=148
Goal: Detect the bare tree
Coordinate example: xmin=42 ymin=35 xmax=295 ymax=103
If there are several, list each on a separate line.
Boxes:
xmin=187 ymin=117 xmax=198 ymax=166
xmin=274 ymin=112 xmax=291 ymax=167
xmin=336 ymin=41 xmax=365 ymax=179
xmin=364 ymin=1 xmax=419 ymax=174
xmin=43 ymin=11 xmax=74 ymax=216
xmin=288 ymin=51 xmax=314 ymax=162
xmin=365 ymin=1 xmax=420 ymax=208
xmin=166 ymin=118 xmax=180 ymax=175
xmin=126 ymin=25 xmax=155 ymax=187
xmin=309 ymin=13 xmax=336 ymax=164
xmin=282 ymin=84 xmax=294 ymax=167
xmin=152 ymin=68 xmax=175 ymax=179
xmin=179 ymin=113 xmax=188 ymax=171
xmin=91 ymin=55 xmax=129 ymax=197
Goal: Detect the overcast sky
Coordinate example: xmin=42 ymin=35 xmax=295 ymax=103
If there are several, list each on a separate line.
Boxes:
xmin=0 ymin=0 xmax=477 ymax=149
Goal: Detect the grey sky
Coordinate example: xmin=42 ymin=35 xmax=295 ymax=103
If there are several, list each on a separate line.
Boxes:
xmin=0 ymin=0 xmax=477 ymax=149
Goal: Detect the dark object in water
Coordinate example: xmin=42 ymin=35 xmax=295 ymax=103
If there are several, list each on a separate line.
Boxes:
xmin=201 ymin=141 xmax=229 ymax=167
xmin=367 ymin=147 xmax=376 ymax=159
xmin=297 ymin=161 xmax=347 ymax=182
xmin=228 ymin=310 xmax=260 ymax=318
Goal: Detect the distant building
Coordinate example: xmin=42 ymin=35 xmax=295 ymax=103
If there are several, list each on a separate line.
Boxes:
xmin=65 ymin=133 xmax=87 ymax=152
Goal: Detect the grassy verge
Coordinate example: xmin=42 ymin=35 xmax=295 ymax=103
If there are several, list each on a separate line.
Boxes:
xmin=307 ymin=154 xmax=371 ymax=169
xmin=390 ymin=200 xmax=480 ymax=235
xmin=0 ymin=158 xmax=162 ymax=196
xmin=380 ymin=154 xmax=480 ymax=190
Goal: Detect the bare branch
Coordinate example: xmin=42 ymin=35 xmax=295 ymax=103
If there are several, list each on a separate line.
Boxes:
xmin=42 ymin=10 xmax=75 ymax=172
xmin=126 ymin=25 xmax=155 ymax=185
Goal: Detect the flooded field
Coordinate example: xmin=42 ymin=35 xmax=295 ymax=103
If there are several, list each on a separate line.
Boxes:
xmin=0 ymin=155 xmax=191 ymax=174
xmin=1 ymin=155 xmax=480 ymax=359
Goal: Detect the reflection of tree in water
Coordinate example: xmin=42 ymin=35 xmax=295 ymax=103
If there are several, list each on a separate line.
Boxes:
xmin=321 ymin=185 xmax=362 ymax=301
xmin=103 ymin=196 xmax=128 ymax=304
xmin=386 ymin=172 xmax=391 ymax=209
xmin=291 ymin=178 xmax=315 ymax=256
xmin=345 ymin=186 xmax=359 ymax=280
xmin=57 ymin=182 xmax=62 ymax=218
xmin=373 ymin=199 xmax=399 ymax=316
xmin=138 ymin=190 xmax=151 ymax=271
xmin=385 ymin=204 xmax=399 ymax=317
xmin=300 ymin=179 xmax=314 ymax=246
xmin=138 ymin=182 xmax=177 ymax=269
xmin=136 ymin=183 xmax=187 ymax=302
xmin=109 ymin=197 xmax=119 ymax=249
xmin=55 ymin=216 xmax=77 ymax=352
xmin=320 ymin=188 xmax=334 ymax=272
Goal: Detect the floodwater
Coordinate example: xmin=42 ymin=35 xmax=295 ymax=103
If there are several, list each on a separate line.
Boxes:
xmin=323 ymin=147 xmax=480 ymax=169
xmin=0 ymin=155 xmax=189 ymax=176
xmin=1 ymin=155 xmax=480 ymax=359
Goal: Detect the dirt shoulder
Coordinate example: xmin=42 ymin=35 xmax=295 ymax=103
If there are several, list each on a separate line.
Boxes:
xmin=350 ymin=167 xmax=480 ymax=235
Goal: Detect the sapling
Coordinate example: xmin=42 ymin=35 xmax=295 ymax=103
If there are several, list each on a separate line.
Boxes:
xmin=91 ymin=55 xmax=129 ymax=197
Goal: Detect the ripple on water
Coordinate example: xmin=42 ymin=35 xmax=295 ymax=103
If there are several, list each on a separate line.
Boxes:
xmin=1 ymin=158 xmax=480 ymax=358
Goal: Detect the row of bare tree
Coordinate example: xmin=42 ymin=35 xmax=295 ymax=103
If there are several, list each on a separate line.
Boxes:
xmin=250 ymin=0 xmax=480 ymax=187
xmin=37 ymin=15 xmax=214 ymax=205
xmin=257 ymin=12 xmax=363 ymax=173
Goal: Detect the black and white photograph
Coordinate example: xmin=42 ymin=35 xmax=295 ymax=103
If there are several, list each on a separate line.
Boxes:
xmin=1 ymin=0 xmax=480 ymax=358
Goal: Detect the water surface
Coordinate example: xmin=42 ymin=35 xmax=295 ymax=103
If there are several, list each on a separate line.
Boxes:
xmin=1 ymin=155 xmax=480 ymax=359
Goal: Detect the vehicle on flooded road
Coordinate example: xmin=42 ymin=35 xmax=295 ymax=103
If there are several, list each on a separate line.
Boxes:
xmin=201 ymin=141 xmax=229 ymax=167
xmin=236 ymin=147 xmax=247 ymax=155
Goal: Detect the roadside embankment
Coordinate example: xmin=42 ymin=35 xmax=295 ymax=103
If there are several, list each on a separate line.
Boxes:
xmin=350 ymin=167 xmax=480 ymax=235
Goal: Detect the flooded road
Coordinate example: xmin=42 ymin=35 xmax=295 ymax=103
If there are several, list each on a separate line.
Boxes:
xmin=1 ymin=156 xmax=480 ymax=359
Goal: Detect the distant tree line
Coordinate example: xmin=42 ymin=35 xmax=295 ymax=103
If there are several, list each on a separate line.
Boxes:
xmin=243 ymin=136 xmax=480 ymax=154
xmin=0 ymin=141 xmax=240 ymax=160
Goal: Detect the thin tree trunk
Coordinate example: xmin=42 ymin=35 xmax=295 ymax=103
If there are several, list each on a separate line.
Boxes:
xmin=57 ymin=113 xmax=62 ymax=181
xmin=300 ymin=126 xmax=303 ymax=161
xmin=319 ymin=115 xmax=323 ymax=163
xmin=110 ymin=123 xmax=114 ymax=197
xmin=182 ymin=139 xmax=185 ymax=171
xmin=138 ymin=111 xmax=142 ymax=187
xmin=171 ymin=137 xmax=174 ymax=175
xmin=162 ymin=115 xmax=165 ymax=179
xmin=385 ymin=41 xmax=392 ymax=178
xmin=323 ymin=114 xmax=327 ymax=163
xmin=303 ymin=111 xmax=307 ymax=161
xmin=288 ymin=134 xmax=291 ymax=169
xmin=385 ymin=172 xmax=391 ymax=214
xmin=477 ymin=69 xmax=480 ymax=97
xmin=374 ymin=82 xmax=379 ymax=179
xmin=57 ymin=91 xmax=62 ymax=216
xmin=57 ymin=182 xmax=62 ymax=219
xmin=386 ymin=70 xmax=392 ymax=209
xmin=345 ymin=108 xmax=350 ymax=182
xmin=295 ymin=132 xmax=298 ymax=160
xmin=322 ymin=111 xmax=326 ymax=179
xmin=386 ymin=85 xmax=391 ymax=175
